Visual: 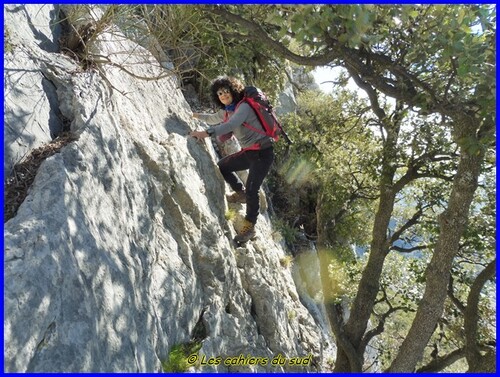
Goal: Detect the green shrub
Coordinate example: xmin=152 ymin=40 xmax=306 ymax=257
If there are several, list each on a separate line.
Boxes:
xmin=162 ymin=342 xmax=202 ymax=372
xmin=224 ymin=208 xmax=237 ymax=221
xmin=273 ymin=218 xmax=300 ymax=245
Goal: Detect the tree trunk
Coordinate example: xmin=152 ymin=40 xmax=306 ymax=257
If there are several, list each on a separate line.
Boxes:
xmin=334 ymin=122 xmax=400 ymax=372
xmin=389 ymin=118 xmax=484 ymax=372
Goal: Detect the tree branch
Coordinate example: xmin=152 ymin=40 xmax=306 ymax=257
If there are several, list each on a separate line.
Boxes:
xmin=464 ymin=258 xmax=496 ymax=371
xmin=393 ymin=154 xmax=455 ymax=192
xmin=416 ymin=348 xmax=466 ymax=372
xmin=390 ymin=244 xmax=431 ymax=253
xmin=389 ymin=207 xmax=424 ymax=244
xmin=360 ymin=304 xmax=413 ymax=356
xmin=347 ymin=69 xmax=386 ymax=120
xmin=205 ymin=6 xmax=339 ymax=66
xmin=447 ymin=275 xmax=466 ymax=314
xmin=205 ymin=5 xmax=479 ymax=120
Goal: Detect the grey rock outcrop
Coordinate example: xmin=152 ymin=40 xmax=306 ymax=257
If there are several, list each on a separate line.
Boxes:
xmin=275 ymin=66 xmax=320 ymax=116
xmin=4 ymin=4 xmax=332 ymax=372
xmin=4 ymin=5 xmax=66 ymax=178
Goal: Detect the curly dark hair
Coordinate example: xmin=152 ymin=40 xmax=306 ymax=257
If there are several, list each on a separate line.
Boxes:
xmin=210 ymin=76 xmax=245 ymax=109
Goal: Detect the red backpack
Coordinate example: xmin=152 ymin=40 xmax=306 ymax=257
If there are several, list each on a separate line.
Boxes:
xmin=237 ymin=86 xmax=292 ymax=149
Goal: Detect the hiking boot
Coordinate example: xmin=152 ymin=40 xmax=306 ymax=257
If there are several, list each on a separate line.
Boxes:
xmin=234 ymin=219 xmax=256 ymax=244
xmin=226 ymin=190 xmax=246 ymax=204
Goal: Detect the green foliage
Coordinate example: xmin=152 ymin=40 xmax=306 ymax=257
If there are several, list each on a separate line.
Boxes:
xmin=159 ymin=4 xmax=289 ymax=100
xmin=132 ymin=5 xmax=233 ymax=86
xmin=214 ymin=4 xmax=495 ymax=120
xmin=272 ymin=83 xmax=494 ymax=371
xmin=270 ymin=88 xmax=379 ymax=250
xmin=272 ymin=218 xmax=300 ymax=245
xmin=224 ymin=208 xmax=237 ymax=221
xmin=374 ymin=253 xmax=427 ymax=369
xmin=162 ymin=342 xmax=202 ymax=372
xmin=180 ymin=5 xmax=289 ymax=99
xmin=317 ymin=249 xmax=364 ymax=303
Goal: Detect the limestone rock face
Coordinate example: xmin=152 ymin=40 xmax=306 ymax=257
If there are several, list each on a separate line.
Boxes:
xmin=3 ymin=5 xmax=66 ymax=178
xmin=4 ymin=5 xmax=331 ymax=372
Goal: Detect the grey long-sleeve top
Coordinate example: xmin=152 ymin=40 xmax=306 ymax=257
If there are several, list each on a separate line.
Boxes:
xmin=196 ymin=109 xmax=226 ymax=125
xmin=200 ymin=103 xmax=268 ymax=149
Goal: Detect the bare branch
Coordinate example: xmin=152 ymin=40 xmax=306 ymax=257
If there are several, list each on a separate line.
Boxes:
xmin=389 ymin=207 xmax=424 ymax=244
xmin=416 ymin=348 xmax=466 ymax=372
xmin=447 ymin=275 xmax=466 ymax=314
xmin=393 ymin=156 xmax=455 ymax=192
xmin=347 ymin=68 xmax=386 ymax=120
xmin=390 ymin=244 xmax=431 ymax=253
xmin=360 ymin=285 xmax=415 ymax=354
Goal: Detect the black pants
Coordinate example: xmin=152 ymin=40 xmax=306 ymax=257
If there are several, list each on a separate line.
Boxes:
xmin=217 ymin=147 xmax=274 ymax=224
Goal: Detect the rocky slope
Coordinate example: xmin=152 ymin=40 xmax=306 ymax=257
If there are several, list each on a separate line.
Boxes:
xmin=4 ymin=4 xmax=333 ymax=372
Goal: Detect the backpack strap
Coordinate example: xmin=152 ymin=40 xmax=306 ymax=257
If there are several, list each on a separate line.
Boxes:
xmin=242 ymin=121 xmax=267 ymax=136
xmin=236 ymin=99 xmax=268 ymax=136
xmin=218 ymin=110 xmax=234 ymax=142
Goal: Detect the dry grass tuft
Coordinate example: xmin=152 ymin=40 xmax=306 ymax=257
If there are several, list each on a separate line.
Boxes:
xmin=4 ymin=133 xmax=78 ymax=222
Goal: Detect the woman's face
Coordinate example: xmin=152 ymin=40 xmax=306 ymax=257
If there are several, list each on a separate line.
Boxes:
xmin=217 ymin=87 xmax=233 ymax=106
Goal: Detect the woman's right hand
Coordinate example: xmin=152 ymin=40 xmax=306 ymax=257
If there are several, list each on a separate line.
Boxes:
xmin=189 ymin=130 xmax=208 ymax=141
